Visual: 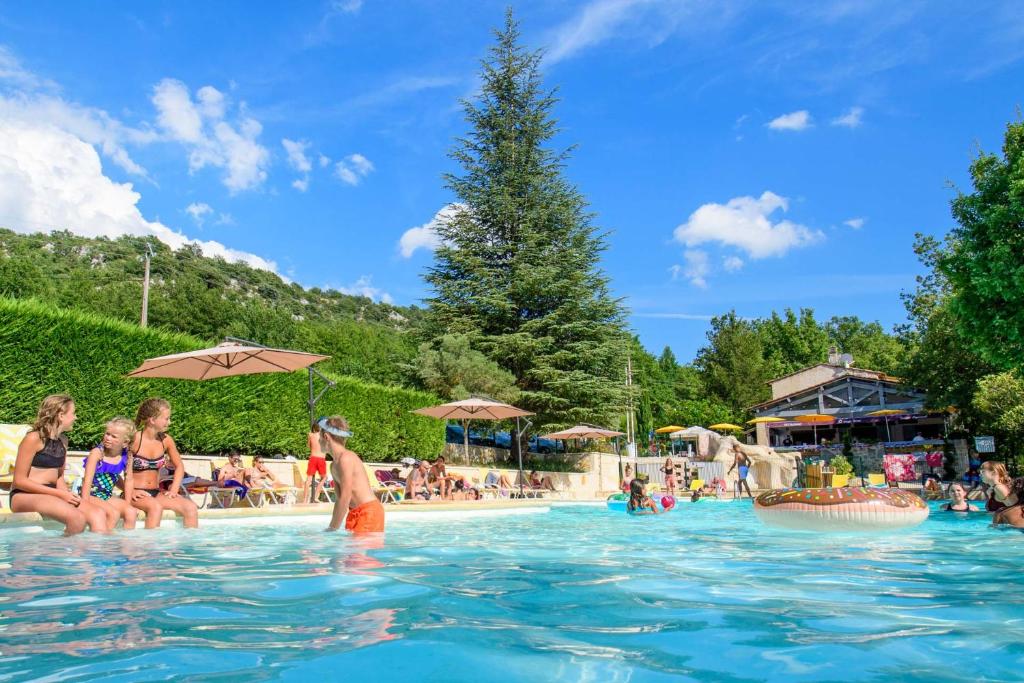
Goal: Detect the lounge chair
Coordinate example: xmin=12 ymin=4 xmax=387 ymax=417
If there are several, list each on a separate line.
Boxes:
xmin=689 ymin=478 xmax=704 ymax=491
xmin=0 ymin=424 xmax=30 ymax=506
xmin=372 ymin=468 xmax=404 ymax=504
xmin=830 ymin=474 xmax=849 ymax=488
xmin=867 ymin=473 xmax=887 ymax=487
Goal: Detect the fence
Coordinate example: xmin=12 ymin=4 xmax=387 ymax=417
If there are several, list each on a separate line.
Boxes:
xmin=633 ymin=457 xmax=725 ymax=490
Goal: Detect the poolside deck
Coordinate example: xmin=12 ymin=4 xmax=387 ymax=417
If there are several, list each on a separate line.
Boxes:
xmin=0 ymin=498 xmax=564 ymax=530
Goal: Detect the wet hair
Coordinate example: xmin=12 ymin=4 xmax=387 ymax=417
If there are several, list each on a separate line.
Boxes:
xmin=628 ymin=478 xmax=646 ymax=511
xmin=105 ymin=417 xmax=136 ymax=445
xmin=981 ymin=461 xmax=1011 ymax=488
xmin=319 ymin=415 xmax=350 ymax=446
xmin=1011 ymin=477 xmax=1024 ymax=502
xmin=33 ymin=394 xmax=74 ymax=440
xmin=135 ymin=397 xmax=170 ymax=431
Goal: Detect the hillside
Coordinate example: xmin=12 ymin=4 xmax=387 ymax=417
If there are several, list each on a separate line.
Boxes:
xmin=0 ymin=229 xmax=422 ymax=386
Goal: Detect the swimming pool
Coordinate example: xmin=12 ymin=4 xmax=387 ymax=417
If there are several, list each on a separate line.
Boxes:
xmin=1 ymin=501 xmax=1021 ymax=682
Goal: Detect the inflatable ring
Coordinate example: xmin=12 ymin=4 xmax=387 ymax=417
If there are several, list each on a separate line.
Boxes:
xmin=754 ymin=487 xmax=929 ymax=531
xmin=606 ymin=493 xmax=628 ymax=512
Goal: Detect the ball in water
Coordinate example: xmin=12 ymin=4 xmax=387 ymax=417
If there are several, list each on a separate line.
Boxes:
xmin=661 ymin=495 xmax=675 ymax=510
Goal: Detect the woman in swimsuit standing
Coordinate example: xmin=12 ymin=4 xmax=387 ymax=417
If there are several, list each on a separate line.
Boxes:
xmin=662 ymin=457 xmax=677 ymax=496
xmin=129 ymin=398 xmax=199 ymax=529
xmin=9 ymin=395 xmax=108 ymax=534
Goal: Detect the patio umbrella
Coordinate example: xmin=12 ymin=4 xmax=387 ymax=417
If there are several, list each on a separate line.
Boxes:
xmin=794 ymin=414 xmax=835 ymax=446
xmin=411 ymin=397 xmax=534 ymax=465
xmin=867 ymin=409 xmax=907 ymax=442
xmin=709 ymin=423 xmax=743 ymax=432
xmin=127 ymin=340 xmax=331 ymax=424
xmin=746 ymin=416 xmax=785 ymax=424
xmin=655 ymin=425 xmax=685 ymax=434
xmin=541 ymin=425 xmax=626 ymax=482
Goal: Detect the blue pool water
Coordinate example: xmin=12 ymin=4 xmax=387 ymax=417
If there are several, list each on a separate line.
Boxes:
xmin=1 ymin=502 xmax=1022 ymax=682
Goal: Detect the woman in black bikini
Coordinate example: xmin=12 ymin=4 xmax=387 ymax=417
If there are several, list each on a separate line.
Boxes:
xmin=129 ymin=398 xmax=199 ymax=529
xmin=9 ymin=395 xmax=108 ymax=534
xmin=941 ymin=482 xmax=980 ymax=512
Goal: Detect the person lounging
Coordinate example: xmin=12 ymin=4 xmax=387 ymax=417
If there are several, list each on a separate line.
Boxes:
xmin=9 ymin=395 xmax=108 ymax=534
xmin=81 ymin=417 xmax=138 ymax=529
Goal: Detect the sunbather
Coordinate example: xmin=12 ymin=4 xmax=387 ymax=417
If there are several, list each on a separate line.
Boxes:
xmin=320 ymin=415 xmax=385 ymax=534
xmin=484 ymin=470 xmax=514 ymax=495
xmin=216 ymin=452 xmax=250 ymax=498
xmin=429 ymin=456 xmax=453 ymax=499
xmin=81 ymin=417 xmax=138 ymax=529
xmin=248 ymin=456 xmax=284 ymax=489
xmin=529 ymin=470 xmax=556 ymax=491
xmin=405 ymin=460 xmax=432 ymax=500
xmin=389 ymin=468 xmax=405 ymax=485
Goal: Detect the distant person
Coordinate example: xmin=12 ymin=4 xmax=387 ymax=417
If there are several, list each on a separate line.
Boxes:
xmin=130 ymin=398 xmax=199 ymax=529
xmin=303 ymin=422 xmax=328 ymax=504
xmin=782 ymin=435 xmax=793 ymax=447
xmin=964 ymin=450 xmax=983 ymax=495
xmin=620 ymin=464 xmax=634 ymax=493
xmin=406 ymin=460 xmax=432 ymax=500
xmin=321 ymin=416 xmax=384 ymax=534
xmin=626 ymin=479 xmax=661 ymax=515
xmin=248 ymin=456 xmax=285 ymax=489
xmin=942 ymin=482 xmax=980 ymax=513
xmin=529 ymin=470 xmax=556 ymax=491
xmin=9 ymin=395 xmax=108 ymax=534
xmin=429 ymin=456 xmax=453 ymax=500
xmin=81 ymin=417 xmax=138 ymax=529
xmin=980 ymin=461 xmax=1018 ymax=512
xmin=389 ymin=468 xmax=405 ymax=485
xmin=728 ymin=445 xmax=754 ymax=499
xmin=662 ymin=457 xmax=677 ymax=496
xmin=912 ymin=432 xmax=926 ymax=443
xmin=217 ymin=452 xmax=250 ymax=498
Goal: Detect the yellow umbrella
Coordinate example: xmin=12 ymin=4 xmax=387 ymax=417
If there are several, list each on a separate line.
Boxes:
xmin=747 ymin=416 xmax=785 ymax=425
xmin=655 ymin=425 xmax=685 ymax=434
xmin=867 ymin=409 xmax=907 ymax=442
xmin=709 ymin=423 xmax=743 ymax=432
xmin=795 ymin=414 xmax=835 ymax=445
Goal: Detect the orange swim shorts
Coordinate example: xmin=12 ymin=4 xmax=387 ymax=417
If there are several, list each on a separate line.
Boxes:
xmin=345 ymin=499 xmax=386 ymax=533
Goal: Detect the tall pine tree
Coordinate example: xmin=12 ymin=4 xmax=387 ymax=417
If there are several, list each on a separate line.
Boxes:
xmin=424 ymin=10 xmax=628 ymax=430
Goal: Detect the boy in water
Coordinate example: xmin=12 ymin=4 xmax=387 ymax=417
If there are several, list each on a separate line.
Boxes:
xmin=319 ymin=416 xmax=385 ymax=534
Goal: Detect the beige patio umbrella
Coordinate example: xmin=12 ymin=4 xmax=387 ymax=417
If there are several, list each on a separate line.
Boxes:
xmin=411 ymin=397 xmax=534 ymax=464
xmin=541 ymin=425 xmax=625 ymax=440
xmin=128 ymin=340 xmax=331 ymax=424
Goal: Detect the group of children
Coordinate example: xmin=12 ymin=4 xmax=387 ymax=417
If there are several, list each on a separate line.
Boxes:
xmin=8 ymin=394 xmax=385 ymax=535
xmin=9 ymin=395 xmax=198 ymax=534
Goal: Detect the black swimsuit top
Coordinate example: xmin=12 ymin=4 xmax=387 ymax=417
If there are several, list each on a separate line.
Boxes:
xmin=32 ymin=437 xmax=67 ymax=469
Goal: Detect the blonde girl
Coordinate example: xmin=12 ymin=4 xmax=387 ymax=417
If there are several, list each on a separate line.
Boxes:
xmin=81 ymin=417 xmax=138 ymax=529
xmin=129 ymin=398 xmax=199 ymax=529
xmin=980 ymin=461 xmax=1017 ymax=512
xmin=9 ymin=395 xmax=108 ymax=534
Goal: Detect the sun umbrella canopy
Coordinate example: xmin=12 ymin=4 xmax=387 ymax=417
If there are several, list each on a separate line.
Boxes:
xmin=867 ymin=409 xmax=908 ymax=417
xmin=709 ymin=423 xmax=743 ymax=431
xmin=541 ymin=425 xmax=625 ymax=440
xmin=747 ymin=416 xmax=785 ymax=425
xmin=128 ymin=342 xmax=329 ymax=380
xmin=412 ymin=397 xmax=534 ymax=421
xmin=654 ymin=425 xmax=685 ymax=434
xmin=794 ymin=414 xmax=836 ymax=424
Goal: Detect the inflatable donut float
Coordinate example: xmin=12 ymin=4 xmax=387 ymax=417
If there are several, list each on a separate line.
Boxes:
xmin=754 ymin=487 xmax=929 ymax=531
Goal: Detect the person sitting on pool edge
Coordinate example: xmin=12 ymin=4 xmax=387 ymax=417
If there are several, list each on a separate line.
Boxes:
xmin=321 ymin=416 xmax=385 ymax=534
xmin=626 ymin=478 xmax=661 ymax=515
xmin=942 ymin=482 xmax=980 ymax=513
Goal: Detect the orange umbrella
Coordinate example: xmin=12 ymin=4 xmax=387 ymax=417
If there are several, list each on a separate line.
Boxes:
xmin=795 ymin=414 xmax=835 ymax=445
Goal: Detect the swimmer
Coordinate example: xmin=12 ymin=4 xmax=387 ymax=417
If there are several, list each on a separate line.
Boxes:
xmin=941 ymin=482 xmax=980 ymax=513
xmin=992 ymin=479 xmax=1024 ymax=528
xmin=626 ymin=479 xmax=661 ymax=515
xmin=980 ymin=461 xmax=1017 ymax=513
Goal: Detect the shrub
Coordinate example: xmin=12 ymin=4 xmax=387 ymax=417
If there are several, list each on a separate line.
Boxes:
xmin=830 ymin=454 xmax=854 ymax=476
xmin=0 ymin=298 xmax=445 ymax=460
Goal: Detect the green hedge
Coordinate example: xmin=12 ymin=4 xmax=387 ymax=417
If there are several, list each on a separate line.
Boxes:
xmin=0 ymin=298 xmax=445 ymax=460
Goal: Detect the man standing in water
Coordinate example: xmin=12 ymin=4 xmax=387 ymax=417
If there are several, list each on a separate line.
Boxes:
xmin=319 ymin=416 xmax=385 ymax=534
xmin=728 ymin=444 xmax=754 ymax=499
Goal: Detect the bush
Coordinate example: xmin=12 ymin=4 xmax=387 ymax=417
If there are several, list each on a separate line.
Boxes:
xmin=830 ymin=454 xmax=854 ymax=476
xmin=0 ymin=298 xmax=445 ymax=460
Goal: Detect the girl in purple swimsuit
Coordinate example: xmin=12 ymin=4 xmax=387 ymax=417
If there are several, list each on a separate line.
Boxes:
xmin=81 ymin=417 xmax=138 ymax=529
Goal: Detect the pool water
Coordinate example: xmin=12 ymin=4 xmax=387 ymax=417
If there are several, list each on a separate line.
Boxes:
xmin=1 ymin=502 xmax=1022 ymax=682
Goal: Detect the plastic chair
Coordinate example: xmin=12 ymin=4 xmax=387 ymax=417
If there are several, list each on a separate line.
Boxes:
xmin=868 ymin=473 xmax=887 ymax=487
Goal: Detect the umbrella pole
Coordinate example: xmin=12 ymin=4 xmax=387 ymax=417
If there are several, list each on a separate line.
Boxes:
xmin=885 ymin=417 xmax=891 ymax=443
xmin=516 ymin=416 xmax=524 ymax=499
xmin=463 ymin=419 xmax=470 ymax=465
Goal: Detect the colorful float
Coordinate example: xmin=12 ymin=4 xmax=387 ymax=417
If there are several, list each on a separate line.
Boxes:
xmin=754 ymin=487 xmax=929 ymax=531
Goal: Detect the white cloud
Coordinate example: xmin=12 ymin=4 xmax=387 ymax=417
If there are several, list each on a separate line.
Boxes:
xmin=723 ymin=255 xmax=744 ymax=272
xmin=398 ymin=204 xmax=462 ymax=258
xmin=669 ymin=251 xmax=709 ymax=289
xmin=336 ymin=275 xmax=393 ymax=304
xmin=673 ymin=191 xmax=824 ymax=259
xmin=318 ymin=154 xmax=330 ymax=168
xmin=767 ymin=110 xmax=812 ymax=131
xmin=335 ymin=153 xmax=374 ymax=186
xmin=0 ymin=119 xmax=278 ymax=273
xmin=843 ymin=217 xmax=866 ymax=229
xmin=831 ymin=106 xmax=864 ymax=128
xmin=185 ymin=202 xmax=213 ymax=225
xmin=282 ymin=138 xmax=312 ymax=173
xmin=292 ymin=177 xmax=309 ymax=193
xmin=151 ymin=78 xmax=270 ymax=193
xmin=0 ymin=46 xmax=57 ymax=92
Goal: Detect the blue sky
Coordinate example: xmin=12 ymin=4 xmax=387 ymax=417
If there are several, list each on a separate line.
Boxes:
xmin=1 ymin=1 xmax=1021 ymax=362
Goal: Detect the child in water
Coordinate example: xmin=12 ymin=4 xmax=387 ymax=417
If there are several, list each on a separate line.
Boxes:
xmin=626 ymin=478 xmax=661 ymax=515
